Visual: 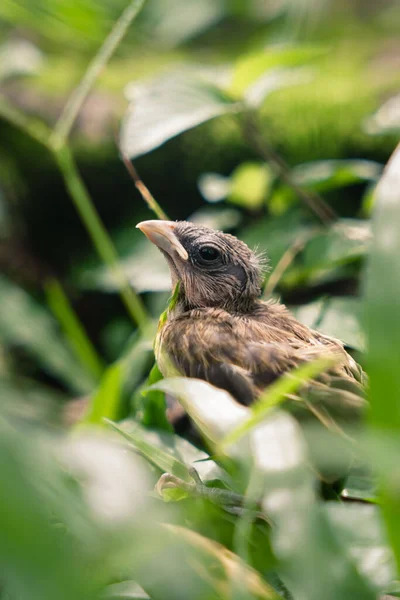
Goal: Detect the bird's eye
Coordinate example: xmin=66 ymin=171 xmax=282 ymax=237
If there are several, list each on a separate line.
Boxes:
xmin=198 ymin=246 xmax=221 ymax=263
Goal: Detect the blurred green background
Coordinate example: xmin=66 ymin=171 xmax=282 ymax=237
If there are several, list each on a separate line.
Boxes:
xmin=1 ymin=1 xmax=400 ymax=599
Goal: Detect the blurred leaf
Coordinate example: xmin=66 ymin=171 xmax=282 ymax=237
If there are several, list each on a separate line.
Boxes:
xmin=325 ymin=503 xmax=394 ymax=590
xmin=141 ymin=0 xmax=225 ymax=48
xmin=244 ymin=66 xmax=314 ymax=108
xmin=120 ymin=71 xmax=238 ymax=158
xmin=364 ymin=93 xmax=400 ymax=135
xmin=150 ymin=377 xmax=249 ymax=447
xmin=302 ymin=219 xmax=370 ymax=270
xmin=0 ymin=419 xmax=154 ymax=600
xmin=105 ymin=581 xmax=150 ymax=599
xmin=0 ymin=0 xmax=123 ymax=48
xmin=292 ymin=296 xmax=365 ymax=351
xmin=248 ymin=411 xmax=376 ymax=600
xmin=106 ymin=418 xmax=192 ymax=481
xmin=0 ymin=38 xmax=43 ymax=81
xmin=84 ymin=362 xmax=123 ymax=424
xmin=365 ymin=143 xmax=400 ymax=569
xmin=82 ymin=325 xmax=156 ymax=425
xmin=291 ymin=159 xmax=383 ymax=193
xmin=342 ymin=471 xmax=378 ymax=502
xmin=160 ymin=524 xmax=281 ymax=600
xmin=45 ymin=278 xmax=104 ymax=381
xmin=278 ymin=219 xmax=373 ymax=288
xmin=0 ymin=376 xmax=65 ymax=423
xmin=230 ymin=44 xmax=324 ymax=97
xmin=198 ymin=172 xmax=230 ymax=203
xmin=0 ymin=276 xmax=95 ymax=394
xmin=190 ymin=206 xmax=242 ymax=231
xmin=228 ymin=162 xmax=273 ymax=210
xmin=115 ymin=418 xmax=227 ymax=483
xmin=240 ymin=209 xmax=312 ymax=269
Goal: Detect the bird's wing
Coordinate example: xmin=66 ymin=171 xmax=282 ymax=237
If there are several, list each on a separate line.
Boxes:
xmin=160 ymin=307 xmax=366 ymax=412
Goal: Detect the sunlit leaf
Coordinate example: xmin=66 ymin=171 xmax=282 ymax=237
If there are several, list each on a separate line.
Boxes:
xmin=140 ymin=0 xmax=225 ymax=48
xmin=120 ymin=71 xmax=238 ymax=158
xmin=292 ymin=159 xmax=382 ymax=192
xmin=0 ymin=38 xmax=43 ymax=81
xmin=84 ymin=362 xmax=123 ymax=424
xmin=198 ymin=172 xmax=230 ymax=203
xmin=228 ymin=162 xmax=273 ymax=210
xmin=230 ymin=44 xmax=325 ymax=97
xmin=150 ymin=377 xmax=249 ymax=446
xmin=364 ymin=93 xmax=400 ymax=135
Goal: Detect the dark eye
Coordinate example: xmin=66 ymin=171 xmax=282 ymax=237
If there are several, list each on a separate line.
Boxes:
xmin=198 ymin=246 xmax=221 ymax=263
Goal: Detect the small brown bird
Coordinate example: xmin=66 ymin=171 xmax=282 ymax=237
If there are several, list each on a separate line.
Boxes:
xmin=137 ymin=220 xmax=366 ymax=421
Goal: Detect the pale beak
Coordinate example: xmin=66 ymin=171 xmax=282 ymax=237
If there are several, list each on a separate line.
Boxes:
xmin=136 ymin=220 xmax=188 ymax=261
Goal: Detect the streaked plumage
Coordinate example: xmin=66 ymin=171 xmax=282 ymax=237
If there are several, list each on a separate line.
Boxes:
xmin=137 ymin=220 xmax=366 ymax=421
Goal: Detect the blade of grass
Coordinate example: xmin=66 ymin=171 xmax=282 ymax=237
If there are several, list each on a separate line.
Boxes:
xmin=45 ymin=278 xmax=104 ymax=381
xmin=221 ymin=356 xmax=336 ymax=448
xmin=364 ymin=142 xmax=400 ymax=571
xmin=105 ymin=419 xmax=191 ymax=481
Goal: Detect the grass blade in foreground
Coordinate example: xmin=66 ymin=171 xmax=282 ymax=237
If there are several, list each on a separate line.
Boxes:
xmin=364 ymin=142 xmax=400 ymax=571
xmin=222 ymin=356 xmax=335 ymax=447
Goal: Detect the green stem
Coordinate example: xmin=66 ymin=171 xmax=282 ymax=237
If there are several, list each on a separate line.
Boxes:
xmin=53 ymin=144 xmax=149 ymax=330
xmin=45 ymin=278 xmax=105 ymax=380
xmin=51 ymin=0 xmax=147 ymax=146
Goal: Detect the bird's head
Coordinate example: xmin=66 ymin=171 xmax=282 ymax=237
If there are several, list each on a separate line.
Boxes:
xmin=137 ymin=220 xmax=265 ymax=311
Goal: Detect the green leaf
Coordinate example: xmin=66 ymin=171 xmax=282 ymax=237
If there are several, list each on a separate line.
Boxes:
xmin=0 ymin=276 xmax=95 ymax=393
xmin=230 ymin=45 xmax=325 ymax=97
xmin=247 ymin=411 xmax=376 ymax=600
xmin=120 ymin=71 xmax=238 ymax=158
xmin=140 ymin=362 xmax=172 ymax=431
xmin=84 ymin=362 xmax=123 ymax=424
xmin=292 ymin=296 xmax=365 ymax=352
xmin=325 ymin=503 xmax=394 ymax=590
xmin=150 ymin=377 xmax=250 ymax=447
xmin=82 ymin=324 xmax=156 ymax=425
xmin=0 ymin=38 xmax=43 ymax=81
xmin=105 ymin=419 xmax=191 ymax=481
xmin=302 ymin=219 xmax=371 ymax=272
xmin=228 ymin=162 xmax=273 ymax=210
xmin=292 ymin=159 xmax=382 ymax=193
xmin=364 ymin=143 xmax=400 ymax=570
xmin=45 ymin=278 xmax=104 ymax=381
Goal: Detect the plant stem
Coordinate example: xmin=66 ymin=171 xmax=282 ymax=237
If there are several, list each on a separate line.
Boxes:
xmin=121 ymin=153 xmax=169 ymax=220
xmin=240 ymin=111 xmax=337 ymax=225
xmin=51 ymin=0 xmax=147 ymax=146
xmin=53 ymin=144 xmax=149 ymax=330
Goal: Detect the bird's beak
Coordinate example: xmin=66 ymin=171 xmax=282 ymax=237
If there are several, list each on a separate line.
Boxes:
xmin=136 ymin=220 xmax=188 ymax=261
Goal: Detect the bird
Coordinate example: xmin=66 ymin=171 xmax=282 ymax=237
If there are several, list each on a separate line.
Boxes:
xmin=136 ymin=220 xmax=366 ymax=426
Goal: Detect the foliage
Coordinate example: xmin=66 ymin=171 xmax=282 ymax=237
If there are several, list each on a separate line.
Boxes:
xmin=0 ymin=1 xmax=400 ymax=599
